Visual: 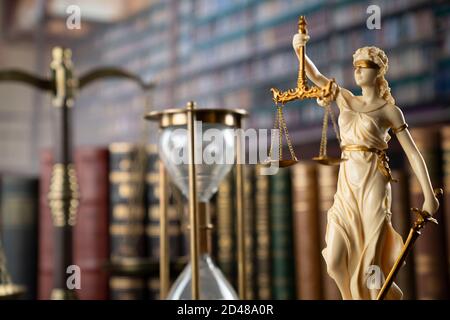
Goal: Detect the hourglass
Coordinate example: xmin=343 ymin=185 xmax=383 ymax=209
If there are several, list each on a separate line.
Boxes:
xmin=145 ymin=102 xmax=248 ymax=299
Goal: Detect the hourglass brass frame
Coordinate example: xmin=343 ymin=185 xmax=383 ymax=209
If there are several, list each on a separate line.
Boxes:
xmin=145 ymin=104 xmax=248 ymax=300
xmin=0 ymin=46 xmax=153 ymax=300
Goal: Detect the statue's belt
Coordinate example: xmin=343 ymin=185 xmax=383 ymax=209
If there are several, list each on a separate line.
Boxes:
xmin=341 ymin=144 xmax=397 ymax=182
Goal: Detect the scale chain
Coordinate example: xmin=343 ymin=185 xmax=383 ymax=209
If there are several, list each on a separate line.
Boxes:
xmin=268 ymin=102 xmax=280 ymax=161
xmin=319 ymin=106 xmax=329 ymax=157
xmin=327 ymin=104 xmax=341 ymax=144
xmin=279 ymin=104 xmax=298 ymax=161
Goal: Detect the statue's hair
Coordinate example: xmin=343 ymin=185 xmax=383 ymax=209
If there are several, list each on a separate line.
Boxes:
xmin=353 ymin=46 xmax=395 ymax=105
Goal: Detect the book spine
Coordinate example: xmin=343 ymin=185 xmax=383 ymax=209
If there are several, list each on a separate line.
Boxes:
xmin=147 ymin=277 xmax=160 ymax=300
xmin=317 ymin=164 xmax=341 ymax=300
xmin=109 ymin=143 xmax=147 ymax=299
xmin=73 ymin=147 xmax=109 ymax=300
xmin=244 ymin=165 xmax=256 ymax=300
xmin=38 ymin=149 xmax=54 ymax=300
xmin=254 ymin=165 xmax=271 ymax=300
xmin=390 ymin=170 xmax=416 ymax=300
xmin=409 ymin=127 xmax=449 ymax=299
xmin=0 ymin=175 xmax=38 ymax=300
xmin=109 ymin=143 xmax=146 ymax=259
xmin=270 ymin=168 xmax=295 ymax=300
xmin=109 ymin=276 xmax=146 ymax=300
xmin=441 ymin=126 xmax=450 ymax=286
xmin=216 ymin=170 xmax=236 ymax=287
xmin=145 ymin=145 xmax=184 ymax=299
xmin=292 ymin=162 xmax=322 ymax=299
xmin=146 ymin=145 xmax=183 ymax=260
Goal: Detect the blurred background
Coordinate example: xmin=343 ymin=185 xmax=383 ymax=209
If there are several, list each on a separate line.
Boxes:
xmin=0 ymin=0 xmax=450 ymax=300
xmin=1 ymin=0 xmax=449 ymax=174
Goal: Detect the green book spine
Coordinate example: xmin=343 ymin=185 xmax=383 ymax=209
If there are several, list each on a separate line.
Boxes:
xmin=255 ymin=165 xmax=272 ymax=299
xmin=270 ymin=168 xmax=295 ymax=300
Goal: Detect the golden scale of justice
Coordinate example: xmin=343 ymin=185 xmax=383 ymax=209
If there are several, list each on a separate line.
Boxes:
xmin=268 ymin=16 xmax=443 ymax=300
xmin=265 ymin=16 xmax=346 ymax=168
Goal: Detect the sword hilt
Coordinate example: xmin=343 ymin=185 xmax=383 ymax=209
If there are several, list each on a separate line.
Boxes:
xmin=410 ymin=187 xmax=443 ymax=231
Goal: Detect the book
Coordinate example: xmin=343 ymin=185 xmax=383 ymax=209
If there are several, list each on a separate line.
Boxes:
xmin=37 ymin=149 xmax=54 ymax=300
xmin=73 ymin=147 xmax=110 ymax=300
xmin=409 ymin=127 xmax=449 ymax=299
xmin=216 ymin=170 xmax=236 ymax=287
xmin=440 ymin=125 xmax=450 ymax=286
xmin=109 ymin=143 xmax=147 ymax=299
xmin=270 ymin=167 xmax=295 ymax=300
xmin=291 ymin=162 xmax=322 ymax=300
xmin=317 ymin=164 xmax=341 ymax=300
xmin=0 ymin=175 xmax=38 ymax=300
xmin=146 ymin=145 xmax=184 ymax=261
xmin=37 ymin=148 xmax=110 ymax=299
xmin=145 ymin=144 xmax=185 ymax=299
xmin=254 ymin=165 xmax=272 ymax=299
xmin=244 ymin=165 xmax=256 ymax=300
xmin=390 ymin=169 xmax=416 ymax=300
xmin=109 ymin=143 xmax=146 ymax=260
xmin=109 ymin=276 xmax=146 ymax=300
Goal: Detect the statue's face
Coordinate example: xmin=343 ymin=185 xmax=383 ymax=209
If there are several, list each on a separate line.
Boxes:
xmin=354 ymin=65 xmax=378 ymax=87
xmin=352 ymin=53 xmax=381 ymax=87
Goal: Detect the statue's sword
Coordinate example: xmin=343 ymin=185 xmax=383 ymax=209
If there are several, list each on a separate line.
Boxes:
xmin=377 ymin=188 xmax=443 ymax=300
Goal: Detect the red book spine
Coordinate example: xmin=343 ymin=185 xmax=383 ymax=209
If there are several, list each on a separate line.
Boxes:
xmin=74 ymin=147 xmax=109 ymax=300
xmin=38 ymin=148 xmax=110 ymax=300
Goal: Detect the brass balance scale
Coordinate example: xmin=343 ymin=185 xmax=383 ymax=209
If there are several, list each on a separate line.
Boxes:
xmin=266 ymin=16 xmax=346 ymax=167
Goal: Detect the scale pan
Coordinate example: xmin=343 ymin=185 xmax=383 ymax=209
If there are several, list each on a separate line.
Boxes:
xmin=312 ymin=156 xmax=347 ymax=166
xmin=261 ymin=159 xmax=298 ymax=168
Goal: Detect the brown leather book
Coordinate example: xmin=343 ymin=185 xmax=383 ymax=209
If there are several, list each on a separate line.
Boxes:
xmin=73 ymin=147 xmax=109 ymax=300
xmin=38 ymin=148 xmax=110 ymax=300
xmin=292 ymin=162 xmax=322 ymax=299
xmin=317 ymin=164 xmax=341 ymax=300
xmin=390 ymin=170 xmax=416 ymax=300
xmin=440 ymin=126 xmax=450 ymax=286
xmin=409 ymin=127 xmax=449 ymax=299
